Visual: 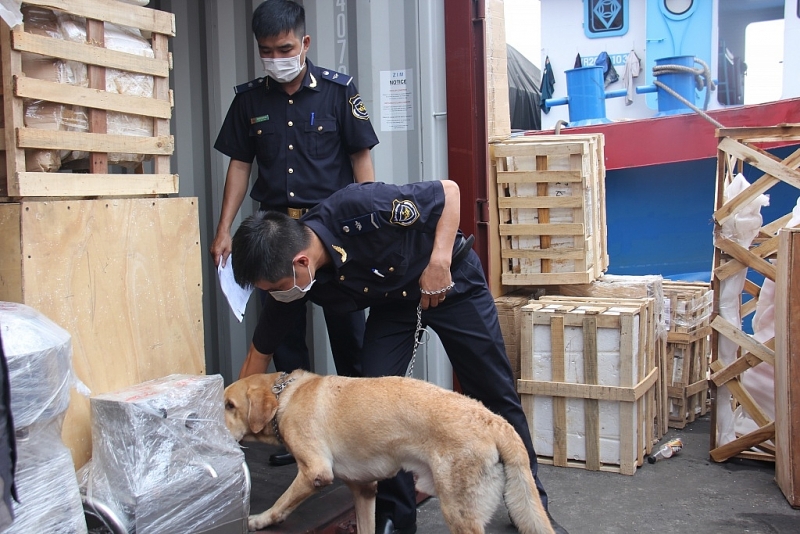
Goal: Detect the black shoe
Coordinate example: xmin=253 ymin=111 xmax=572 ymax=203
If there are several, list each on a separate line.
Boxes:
xmin=268 ymin=447 xmax=296 ymax=466
xmin=375 ymin=516 xmax=416 ymax=534
xmin=547 ymin=510 xmax=569 ymax=534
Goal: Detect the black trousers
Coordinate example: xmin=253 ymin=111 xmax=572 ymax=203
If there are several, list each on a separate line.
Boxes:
xmin=359 ymin=250 xmax=548 ymax=528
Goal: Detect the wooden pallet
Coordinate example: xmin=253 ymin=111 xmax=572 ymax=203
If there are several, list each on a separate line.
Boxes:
xmin=709 ymin=124 xmax=800 ymax=463
xmin=518 ymin=298 xmax=657 ymax=475
xmin=0 ymin=0 xmax=176 ymax=198
xmin=492 ymin=134 xmax=608 ymax=286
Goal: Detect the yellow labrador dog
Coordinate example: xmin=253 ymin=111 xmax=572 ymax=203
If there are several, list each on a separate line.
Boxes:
xmin=224 ymin=370 xmax=554 ymax=534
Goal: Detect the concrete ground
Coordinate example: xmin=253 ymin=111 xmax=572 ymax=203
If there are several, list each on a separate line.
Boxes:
xmin=244 ymin=414 xmax=800 ymax=533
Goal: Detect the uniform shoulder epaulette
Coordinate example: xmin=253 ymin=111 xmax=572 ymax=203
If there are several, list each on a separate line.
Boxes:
xmin=234 ymin=77 xmax=267 ymax=94
xmin=319 ymin=69 xmax=353 ymax=86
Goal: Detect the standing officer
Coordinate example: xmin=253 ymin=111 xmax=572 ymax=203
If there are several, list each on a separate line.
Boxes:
xmin=211 ymin=0 xmax=379 ymax=457
xmin=231 ymin=180 xmax=569 ymax=534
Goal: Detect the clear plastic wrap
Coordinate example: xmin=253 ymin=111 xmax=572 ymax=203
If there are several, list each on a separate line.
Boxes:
xmin=57 ymin=14 xmax=155 ymax=167
xmin=0 ymin=302 xmax=86 ymax=534
xmin=82 ymin=374 xmax=249 ymax=534
xmin=0 ymin=302 xmax=74 ymax=429
xmin=6 ymin=416 xmax=87 ymax=534
xmin=19 ymin=6 xmax=156 ymax=170
xmin=557 ymin=274 xmax=668 ymax=342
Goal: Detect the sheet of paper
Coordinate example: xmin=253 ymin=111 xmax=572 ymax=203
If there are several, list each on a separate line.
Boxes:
xmin=217 ymin=256 xmax=253 ymax=322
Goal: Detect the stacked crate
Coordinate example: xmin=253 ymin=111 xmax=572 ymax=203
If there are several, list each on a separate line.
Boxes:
xmin=518 ymin=296 xmax=658 ymax=475
xmin=556 ymin=275 xmax=669 ymax=438
xmin=492 ymin=134 xmax=608 ymax=287
xmin=1 ymin=0 xmax=177 ymax=196
xmin=0 ymin=1 xmax=203 ymax=469
xmin=663 ymin=280 xmax=712 ymax=429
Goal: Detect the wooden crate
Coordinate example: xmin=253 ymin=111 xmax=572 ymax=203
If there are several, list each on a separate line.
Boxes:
xmin=0 ymin=197 xmax=204 ymax=467
xmin=495 ymin=290 xmax=536 ymax=382
xmin=518 ymin=298 xmax=658 ymax=475
xmin=663 ymin=280 xmax=711 ymax=429
xmin=775 ymin=228 xmax=800 ymax=508
xmin=556 ymin=275 xmax=669 ymax=437
xmin=492 ymin=134 xmax=608 ymax=287
xmin=1 ymin=0 xmax=176 ymax=198
xmin=709 ymin=125 xmax=800 ymax=463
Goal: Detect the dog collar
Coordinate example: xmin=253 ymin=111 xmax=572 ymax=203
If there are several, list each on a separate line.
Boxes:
xmin=271 ymin=372 xmax=295 ymax=444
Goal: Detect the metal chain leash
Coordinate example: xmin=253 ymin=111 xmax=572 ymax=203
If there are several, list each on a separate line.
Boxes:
xmin=406 ymin=302 xmax=430 ymax=377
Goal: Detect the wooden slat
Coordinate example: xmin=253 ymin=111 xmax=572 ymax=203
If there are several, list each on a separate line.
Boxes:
xmin=710 ymin=422 xmax=775 ymax=463
xmin=499 ymin=223 xmax=585 ymax=236
xmin=497 ymin=196 xmax=583 ymax=209
xmin=717 ymin=124 xmax=800 ymax=142
xmin=711 ymin=315 xmax=775 ymax=367
xmin=1 ymin=22 xmax=25 ymax=196
xmin=495 ymin=169 xmax=582 ymax=184
xmin=516 ymin=368 xmax=658 ymax=403
xmin=493 ymin=141 xmax=587 ymax=158
xmin=17 ymin=128 xmax=173 ymax=155
xmin=501 ymin=248 xmax=586 ymax=261
xmin=503 ymin=271 xmax=594 ymax=285
xmin=718 ymin=137 xmax=800 ymax=190
xmin=14 ymin=76 xmax=172 ymax=119
xmin=583 ymin=314 xmax=600 ymax=471
xmin=8 ymin=172 xmax=178 ymax=197
xmin=714 ymin=236 xmax=777 ymax=282
xmin=22 ymin=0 xmax=175 ymax=36
xmin=11 ymin=29 xmax=170 ymax=77
xmin=551 ymin=315 xmax=567 ymax=467
xmin=775 ymin=228 xmax=800 ymax=505
xmin=151 ymin=32 xmax=171 ymax=174
xmin=714 ymin=148 xmax=800 ymax=227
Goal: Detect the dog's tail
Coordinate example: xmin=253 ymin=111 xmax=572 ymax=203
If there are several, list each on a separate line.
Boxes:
xmin=495 ymin=421 xmax=555 ymax=534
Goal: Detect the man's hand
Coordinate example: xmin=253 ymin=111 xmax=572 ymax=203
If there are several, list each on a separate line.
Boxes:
xmin=419 ymin=254 xmax=452 ymax=310
xmin=210 ymin=230 xmax=232 ymax=268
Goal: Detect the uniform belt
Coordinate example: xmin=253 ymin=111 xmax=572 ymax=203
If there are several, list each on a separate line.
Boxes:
xmin=451 ymin=234 xmax=475 ymax=270
xmin=287 ymin=207 xmax=309 ymax=219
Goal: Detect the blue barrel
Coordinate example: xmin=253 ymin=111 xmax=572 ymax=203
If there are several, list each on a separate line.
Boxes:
xmin=564 ymin=66 xmax=607 ymax=124
xmin=655 ymin=55 xmax=695 ymax=114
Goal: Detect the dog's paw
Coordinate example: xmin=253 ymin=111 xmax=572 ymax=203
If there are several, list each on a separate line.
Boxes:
xmin=248 ymin=512 xmax=275 ymax=531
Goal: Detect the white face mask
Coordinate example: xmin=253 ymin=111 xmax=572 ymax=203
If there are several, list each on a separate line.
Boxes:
xmin=261 ymin=51 xmax=305 ymax=83
xmin=269 ymin=264 xmax=315 ymax=303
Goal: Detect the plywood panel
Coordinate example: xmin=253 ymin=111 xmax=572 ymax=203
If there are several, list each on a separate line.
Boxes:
xmin=17 ymin=197 xmax=204 ymax=467
xmin=0 ymin=203 xmax=22 ymax=303
xmin=775 ymin=228 xmax=800 ymax=507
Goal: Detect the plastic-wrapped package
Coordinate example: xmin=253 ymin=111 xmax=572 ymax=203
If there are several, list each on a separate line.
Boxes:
xmin=6 ymin=417 xmax=88 ymax=534
xmin=82 ymin=375 xmax=249 ymax=534
xmin=557 ymin=274 xmax=668 ymax=342
xmin=714 ymin=172 xmax=769 ymax=446
xmin=0 ymin=302 xmax=74 ymax=428
xmin=0 ymin=301 xmax=87 ymax=534
xmin=20 ymin=5 xmax=89 ymax=168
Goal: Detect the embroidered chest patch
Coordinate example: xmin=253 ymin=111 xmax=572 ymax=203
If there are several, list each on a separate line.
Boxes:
xmin=390 ymin=199 xmax=419 ymax=226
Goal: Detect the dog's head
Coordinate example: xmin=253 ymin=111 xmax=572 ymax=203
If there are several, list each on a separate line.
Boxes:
xmin=223 ymin=373 xmax=282 ymax=442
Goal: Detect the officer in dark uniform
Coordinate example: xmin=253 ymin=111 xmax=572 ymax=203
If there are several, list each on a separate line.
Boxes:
xmin=231 ymin=180 xmax=568 ymax=534
xmin=211 ymin=0 xmax=379 ymax=408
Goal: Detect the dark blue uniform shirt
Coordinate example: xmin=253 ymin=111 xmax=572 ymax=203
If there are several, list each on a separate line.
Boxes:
xmin=253 ymin=181 xmax=453 ymax=354
xmin=214 ymin=60 xmax=379 ymax=210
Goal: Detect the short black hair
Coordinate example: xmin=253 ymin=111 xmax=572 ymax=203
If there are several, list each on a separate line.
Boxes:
xmin=231 ymin=210 xmax=310 ymax=288
xmin=252 ymin=0 xmax=305 ymax=40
